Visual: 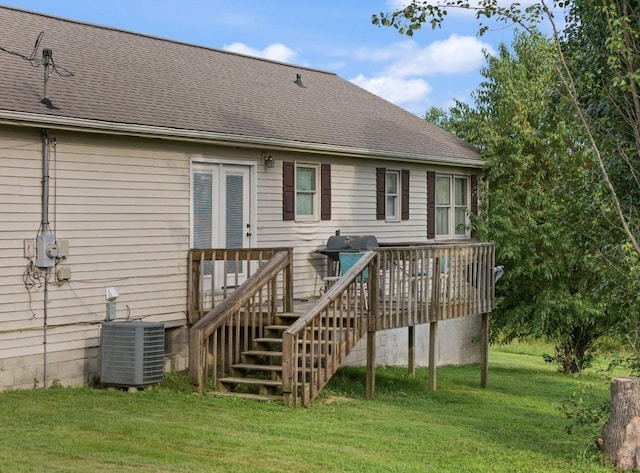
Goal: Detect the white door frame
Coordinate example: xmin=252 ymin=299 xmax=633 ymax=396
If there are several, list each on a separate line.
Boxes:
xmin=190 ymin=158 xmax=256 ymax=292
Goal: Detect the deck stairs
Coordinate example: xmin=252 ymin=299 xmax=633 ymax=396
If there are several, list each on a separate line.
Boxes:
xmin=214 ymin=309 xmax=356 ymax=402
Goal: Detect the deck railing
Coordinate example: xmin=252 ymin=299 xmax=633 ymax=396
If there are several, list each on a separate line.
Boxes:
xmin=282 ymin=250 xmax=376 ymax=407
xmin=188 ymin=248 xmax=293 ymax=392
xmin=188 ymin=243 xmax=495 ymax=403
xmin=281 ymin=242 xmax=494 ymax=406
xmin=375 ymin=242 xmax=495 ymax=330
xmin=188 ymin=248 xmax=294 ymax=325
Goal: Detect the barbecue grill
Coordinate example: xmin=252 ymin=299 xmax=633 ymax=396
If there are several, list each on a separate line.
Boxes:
xmin=317 ymin=234 xmax=379 ymax=262
xmin=315 ymin=234 xmax=378 ymax=291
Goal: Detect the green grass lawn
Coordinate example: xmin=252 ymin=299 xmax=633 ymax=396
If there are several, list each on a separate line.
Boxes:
xmin=0 ymin=349 xmax=616 ymax=472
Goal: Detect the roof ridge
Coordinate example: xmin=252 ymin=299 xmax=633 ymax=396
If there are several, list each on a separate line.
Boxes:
xmin=0 ymin=4 xmax=337 ymax=76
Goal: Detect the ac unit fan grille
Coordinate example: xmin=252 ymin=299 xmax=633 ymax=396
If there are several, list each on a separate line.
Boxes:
xmin=100 ymin=321 xmax=164 ymax=387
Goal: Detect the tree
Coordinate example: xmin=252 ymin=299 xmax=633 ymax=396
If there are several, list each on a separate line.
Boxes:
xmin=374 ymin=0 xmax=640 ymax=365
xmin=432 ymin=31 xmax=623 ymax=373
xmin=373 ymin=1 xmax=640 ymax=468
xmin=373 ymin=1 xmax=640 ymax=260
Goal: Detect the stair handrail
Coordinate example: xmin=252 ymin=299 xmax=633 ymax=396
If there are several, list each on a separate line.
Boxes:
xmin=189 ymin=249 xmax=293 ymax=393
xmin=282 ymin=250 xmax=377 ymax=407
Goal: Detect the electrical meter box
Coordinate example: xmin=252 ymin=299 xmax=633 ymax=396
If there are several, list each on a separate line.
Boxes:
xmin=36 ymin=234 xmax=57 ymax=268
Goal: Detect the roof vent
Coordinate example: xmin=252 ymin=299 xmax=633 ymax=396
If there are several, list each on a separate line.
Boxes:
xmin=294 ymin=73 xmax=303 ymax=87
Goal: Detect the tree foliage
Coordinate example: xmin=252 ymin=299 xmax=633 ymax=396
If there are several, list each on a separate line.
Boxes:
xmin=374 ymin=1 xmax=640 ymax=372
xmin=374 ymin=2 xmax=640 ymax=255
xmin=434 ymin=32 xmax=625 ymax=373
xmin=372 ymin=0 xmax=548 ymax=36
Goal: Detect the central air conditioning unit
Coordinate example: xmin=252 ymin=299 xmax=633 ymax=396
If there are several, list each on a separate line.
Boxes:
xmin=100 ymin=321 xmax=165 ymax=387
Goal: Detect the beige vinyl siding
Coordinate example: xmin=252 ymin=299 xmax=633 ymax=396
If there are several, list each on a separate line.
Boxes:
xmin=1 ymin=124 xmax=481 ymax=389
xmin=256 ymin=154 xmax=437 ymax=297
xmin=0 ymin=127 xmax=196 ymax=388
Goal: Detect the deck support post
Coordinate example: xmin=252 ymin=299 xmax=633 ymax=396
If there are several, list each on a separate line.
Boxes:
xmin=408 ymin=326 xmax=415 ymax=377
xmin=366 ymin=254 xmax=379 ymax=400
xmin=366 ymin=330 xmax=376 ymax=399
xmin=284 ymin=248 xmax=294 ymax=313
xmin=481 ymin=312 xmax=489 ymax=388
xmin=428 ymin=321 xmax=438 ymax=391
xmin=188 ymin=328 xmax=206 ymax=394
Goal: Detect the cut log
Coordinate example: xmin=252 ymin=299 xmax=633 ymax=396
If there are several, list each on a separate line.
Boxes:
xmin=599 ymin=378 xmax=640 ymax=471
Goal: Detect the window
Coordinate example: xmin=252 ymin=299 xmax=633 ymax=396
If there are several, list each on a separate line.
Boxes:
xmin=435 ymin=176 xmax=451 ymax=235
xmin=283 ymin=162 xmax=331 ymax=221
xmin=295 ymin=164 xmax=318 ymax=219
xmin=376 ymin=168 xmax=409 ymax=221
xmin=435 ymin=174 xmax=469 ymax=237
xmin=454 ymin=176 xmax=468 ymax=235
xmin=386 ymin=170 xmax=400 ymax=221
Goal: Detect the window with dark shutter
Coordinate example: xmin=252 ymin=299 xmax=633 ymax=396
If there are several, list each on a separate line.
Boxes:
xmin=427 ymin=171 xmax=436 ymax=239
xmin=402 ymin=169 xmax=410 ymax=220
xmin=283 ymin=161 xmax=295 ymax=221
xmin=376 ymin=167 xmax=386 ymax=220
xmin=321 ymin=163 xmax=331 ymax=220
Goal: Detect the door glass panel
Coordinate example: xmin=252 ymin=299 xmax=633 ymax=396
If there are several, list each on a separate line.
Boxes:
xmin=193 ymin=172 xmax=212 ymax=275
xmin=193 ymin=173 xmax=212 ymax=248
xmin=226 ymin=174 xmax=244 ymax=274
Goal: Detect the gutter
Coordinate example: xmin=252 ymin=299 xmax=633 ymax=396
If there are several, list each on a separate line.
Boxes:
xmin=0 ymin=110 xmax=485 ymax=169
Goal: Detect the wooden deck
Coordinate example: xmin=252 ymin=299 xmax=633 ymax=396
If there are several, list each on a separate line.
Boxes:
xmin=188 ymin=243 xmax=495 ymax=406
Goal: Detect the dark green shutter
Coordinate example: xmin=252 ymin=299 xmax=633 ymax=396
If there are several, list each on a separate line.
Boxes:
xmin=283 ymin=161 xmax=295 ymax=221
xmin=427 ymin=171 xmax=436 ymax=239
xmin=401 ymin=169 xmax=410 ymax=220
xmin=321 ymin=164 xmax=331 ymax=220
xmin=376 ymin=167 xmax=386 ymax=220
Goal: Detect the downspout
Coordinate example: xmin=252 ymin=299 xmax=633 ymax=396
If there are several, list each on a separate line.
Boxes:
xmin=41 ymin=129 xmax=50 ymax=388
xmin=40 ymin=47 xmax=54 ymax=388
xmin=42 ymin=129 xmax=51 ymax=235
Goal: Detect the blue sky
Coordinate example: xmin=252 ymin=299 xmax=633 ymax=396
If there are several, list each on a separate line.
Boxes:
xmin=2 ymin=1 xmax=536 ymax=116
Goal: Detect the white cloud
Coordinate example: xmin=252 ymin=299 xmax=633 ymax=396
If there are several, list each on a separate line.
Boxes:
xmin=393 ymin=35 xmax=493 ymax=76
xmin=350 ymin=74 xmax=432 ymax=106
xmin=222 ymin=42 xmax=297 ymax=63
xmin=353 ymin=36 xmax=493 ymax=77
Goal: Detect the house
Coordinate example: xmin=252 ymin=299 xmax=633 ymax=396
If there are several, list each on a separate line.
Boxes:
xmin=0 ymin=5 xmax=488 ymax=392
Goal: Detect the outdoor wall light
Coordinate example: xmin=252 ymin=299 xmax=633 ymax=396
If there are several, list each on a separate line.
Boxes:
xmin=262 ymin=152 xmax=274 ymax=169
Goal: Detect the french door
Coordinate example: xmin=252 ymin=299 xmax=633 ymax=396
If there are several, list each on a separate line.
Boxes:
xmin=192 ymin=162 xmax=253 ymax=291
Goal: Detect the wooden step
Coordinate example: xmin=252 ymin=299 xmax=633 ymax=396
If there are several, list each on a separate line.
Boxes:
xmin=232 ymin=363 xmax=282 ymax=372
xmin=253 ymin=337 xmax=282 ymax=347
xmin=242 ymin=349 xmax=282 ymax=358
xmin=218 ymin=377 xmax=282 ymax=388
xmin=264 ymin=324 xmax=290 ymax=334
xmin=275 ymin=312 xmax=301 ymax=323
xmin=208 ymin=391 xmax=281 ymax=402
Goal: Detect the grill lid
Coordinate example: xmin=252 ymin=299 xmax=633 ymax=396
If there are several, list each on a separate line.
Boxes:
xmin=322 ymin=235 xmax=378 ymax=260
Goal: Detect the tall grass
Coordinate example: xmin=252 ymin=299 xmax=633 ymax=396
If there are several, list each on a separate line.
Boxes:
xmin=0 ymin=349 xmax=614 ymax=472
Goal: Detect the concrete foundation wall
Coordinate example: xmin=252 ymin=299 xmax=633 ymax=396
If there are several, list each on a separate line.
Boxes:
xmin=345 ymin=314 xmax=483 ymax=367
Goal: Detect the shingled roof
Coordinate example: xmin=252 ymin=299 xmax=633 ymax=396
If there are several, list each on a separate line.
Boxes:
xmin=0 ymin=6 xmax=481 ymax=166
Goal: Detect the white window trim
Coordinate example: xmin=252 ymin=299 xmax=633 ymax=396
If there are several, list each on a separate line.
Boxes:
xmin=295 ymin=163 xmax=319 ymax=222
xmin=436 ymin=174 xmax=470 ymax=240
xmin=386 ymin=170 xmax=401 ymax=222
